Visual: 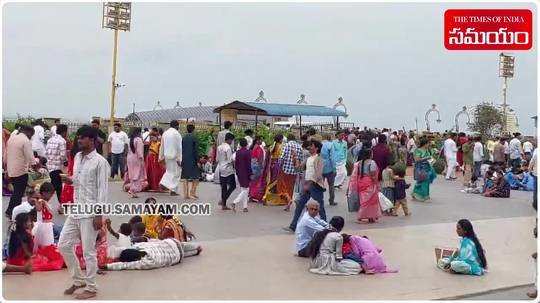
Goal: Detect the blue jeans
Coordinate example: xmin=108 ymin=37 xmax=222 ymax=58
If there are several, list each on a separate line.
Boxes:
xmin=110 ymin=153 xmax=126 ymax=178
xmin=473 ymin=161 xmax=482 ymax=179
xmin=323 ymin=171 xmax=336 ymax=204
xmin=289 ymin=182 xmax=326 ymax=231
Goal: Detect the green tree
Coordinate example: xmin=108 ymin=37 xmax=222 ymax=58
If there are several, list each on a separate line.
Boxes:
xmin=468 ymin=102 xmax=504 ymax=140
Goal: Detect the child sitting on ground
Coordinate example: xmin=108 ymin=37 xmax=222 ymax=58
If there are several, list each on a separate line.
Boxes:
xmin=199 ymin=156 xmax=214 ymax=182
xmin=7 ymin=212 xmax=34 ymax=266
xmin=131 ymin=222 xmax=149 ymax=243
xmin=392 ymin=169 xmax=411 ymax=216
xmin=28 ymin=156 xmax=50 ymax=189
xmin=105 ymin=219 xmax=132 ymax=259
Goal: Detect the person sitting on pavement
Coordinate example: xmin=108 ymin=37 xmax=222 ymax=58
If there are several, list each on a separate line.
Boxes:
xmin=437 ymin=219 xmax=487 ymax=276
xmin=291 ymin=200 xmax=329 ymax=257
xmin=104 ymin=219 xmax=132 ymax=259
xmin=308 ymin=216 xmax=361 ymax=275
xmin=132 ymin=222 xmax=149 ymax=243
xmin=484 ymin=169 xmax=510 ymax=198
xmin=99 ymin=238 xmax=202 ymax=271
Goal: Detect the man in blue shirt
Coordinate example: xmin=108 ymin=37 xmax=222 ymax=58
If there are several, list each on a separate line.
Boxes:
xmin=294 ymin=201 xmax=329 ymax=257
xmin=321 ymin=134 xmax=337 ymax=205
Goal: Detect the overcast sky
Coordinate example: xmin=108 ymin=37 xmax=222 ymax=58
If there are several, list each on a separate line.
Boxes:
xmin=3 ymin=2 xmax=537 ymax=134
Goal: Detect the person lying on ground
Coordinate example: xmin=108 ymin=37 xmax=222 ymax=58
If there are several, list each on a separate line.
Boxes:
xmin=99 ymin=238 xmax=202 ymax=271
xmin=437 ymin=219 xmax=487 ymax=276
xmin=105 ymin=219 xmax=132 ymax=259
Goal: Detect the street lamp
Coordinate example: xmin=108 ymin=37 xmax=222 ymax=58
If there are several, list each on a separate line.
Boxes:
xmin=102 ymin=2 xmax=132 ymax=134
xmin=499 ymin=53 xmax=515 ymax=135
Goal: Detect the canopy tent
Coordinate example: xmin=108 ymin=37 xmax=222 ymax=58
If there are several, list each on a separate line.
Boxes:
xmin=213 ymin=101 xmax=348 ymax=134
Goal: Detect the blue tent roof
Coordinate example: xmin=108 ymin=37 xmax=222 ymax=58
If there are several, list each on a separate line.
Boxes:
xmin=214 ymin=101 xmax=347 ymax=117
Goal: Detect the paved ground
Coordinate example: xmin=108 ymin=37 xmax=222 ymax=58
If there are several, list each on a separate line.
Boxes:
xmin=2 ymin=174 xmax=537 ymax=300
xmin=460 ymin=285 xmax=533 ymax=300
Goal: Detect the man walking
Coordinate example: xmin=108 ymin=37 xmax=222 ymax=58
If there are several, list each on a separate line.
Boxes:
xmin=46 ymin=124 xmax=68 ymax=203
xmin=5 ymin=125 xmax=36 ymax=218
xmin=58 ymin=126 xmax=110 ymax=300
xmin=107 ymin=123 xmax=128 ymax=179
xmin=159 ymin=120 xmax=183 ymax=196
xmin=321 ymin=134 xmax=337 ymax=205
xmin=443 ymin=133 xmax=458 ymax=180
xmin=217 ymin=133 xmax=236 ymax=210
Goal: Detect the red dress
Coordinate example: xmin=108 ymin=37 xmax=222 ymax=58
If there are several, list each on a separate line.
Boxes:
xmin=145 ymin=141 xmax=165 ymax=191
xmin=60 ymin=152 xmax=74 ymax=204
xmin=457 ymin=136 xmax=469 ymax=167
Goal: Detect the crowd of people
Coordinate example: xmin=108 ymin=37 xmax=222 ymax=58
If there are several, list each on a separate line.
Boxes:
xmin=2 ymin=120 xmax=202 ymax=299
xmin=1 ymin=117 xmax=537 ymax=298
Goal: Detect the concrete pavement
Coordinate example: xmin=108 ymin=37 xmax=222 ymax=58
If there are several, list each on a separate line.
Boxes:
xmin=2 ymin=176 xmax=537 ymax=300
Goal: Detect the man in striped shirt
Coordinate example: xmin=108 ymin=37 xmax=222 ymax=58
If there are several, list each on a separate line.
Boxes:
xmin=58 ymin=126 xmax=110 ymax=300
xmin=277 ymin=134 xmax=304 ymax=203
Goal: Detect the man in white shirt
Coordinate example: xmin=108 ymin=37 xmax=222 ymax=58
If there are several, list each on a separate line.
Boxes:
xmin=472 ymin=136 xmax=484 ymax=179
xmin=159 ymin=120 xmax=183 ymax=195
xmin=292 ymin=201 xmax=328 ymax=257
xmin=523 ymin=140 xmax=534 ymax=162
xmin=508 ymin=132 xmax=523 ymax=170
xmin=45 ymin=124 xmax=68 ymax=202
xmin=31 ymin=119 xmax=47 ymax=157
xmin=108 ymin=123 xmax=129 ymax=179
xmin=58 ymin=126 xmax=110 ymax=300
xmin=443 ymin=133 xmax=458 ymax=180
xmin=217 ymin=132 xmax=236 ymax=210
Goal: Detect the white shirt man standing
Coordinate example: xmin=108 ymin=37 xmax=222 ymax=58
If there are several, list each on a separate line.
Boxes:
xmin=107 ymin=123 xmax=129 ymax=179
xmin=217 ymin=132 xmax=236 ymax=210
xmin=31 ymin=120 xmax=46 ymax=157
xmin=159 ymin=120 xmax=183 ymax=195
xmin=509 ymin=133 xmax=523 ymax=169
xmin=472 ymin=137 xmax=484 ymax=179
xmin=443 ymin=133 xmax=458 ymax=180
xmin=58 ymin=126 xmax=110 ymax=300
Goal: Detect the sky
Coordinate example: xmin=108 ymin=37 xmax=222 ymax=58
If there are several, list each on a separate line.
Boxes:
xmin=2 ymin=2 xmax=538 ymax=134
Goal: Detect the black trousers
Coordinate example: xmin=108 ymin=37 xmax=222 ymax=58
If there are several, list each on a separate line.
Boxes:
xmin=6 ymin=174 xmax=28 ymax=218
xmin=49 ymin=170 xmax=63 ymax=202
xmin=297 ymin=245 xmax=310 ymax=258
xmin=220 ymin=175 xmax=236 ymax=205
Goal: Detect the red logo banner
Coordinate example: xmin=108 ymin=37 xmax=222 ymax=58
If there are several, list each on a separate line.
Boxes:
xmin=444 ymin=9 xmax=533 ymax=50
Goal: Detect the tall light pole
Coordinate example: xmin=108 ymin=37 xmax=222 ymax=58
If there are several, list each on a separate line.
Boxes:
xmin=102 ymin=2 xmax=132 ymax=134
xmin=499 ymin=53 xmax=515 ymax=136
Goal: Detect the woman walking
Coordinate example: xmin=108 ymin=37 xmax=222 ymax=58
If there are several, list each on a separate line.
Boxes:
xmin=145 ymin=128 xmax=166 ymax=191
xmin=411 ymin=137 xmax=437 ymax=202
xmin=126 ymin=127 xmax=146 ymax=198
xmin=249 ymin=136 xmax=266 ymax=202
xmin=181 ymin=124 xmax=201 ymax=199
xmin=348 ymin=148 xmax=381 ymax=223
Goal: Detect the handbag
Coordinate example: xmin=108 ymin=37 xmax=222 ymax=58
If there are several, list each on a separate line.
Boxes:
xmin=347 ymin=163 xmax=361 ymax=212
xmin=414 ymin=162 xmax=428 ymax=182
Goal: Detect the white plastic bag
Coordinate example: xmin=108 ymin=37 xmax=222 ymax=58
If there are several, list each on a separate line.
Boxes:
xmin=378 ymin=192 xmax=394 ymax=212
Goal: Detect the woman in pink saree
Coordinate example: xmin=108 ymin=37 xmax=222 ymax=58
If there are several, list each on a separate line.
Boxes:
xmin=249 ymin=137 xmax=266 ymax=202
xmin=348 ymin=148 xmax=381 ymax=223
xmin=347 ymin=234 xmax=397 ymax=274
xmin=126 ymin=127 xmax=146 ymax=198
